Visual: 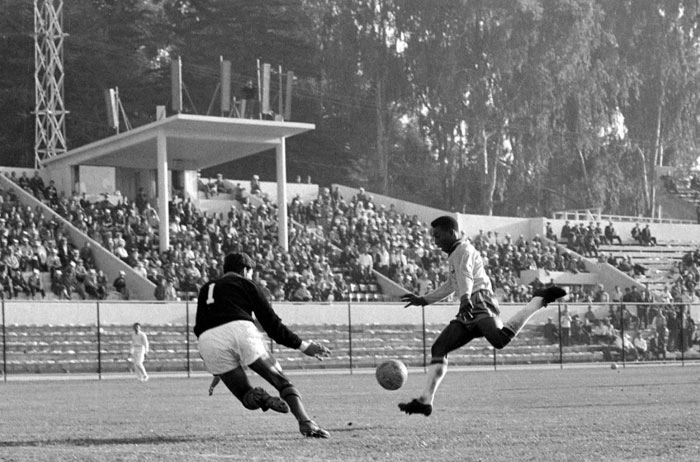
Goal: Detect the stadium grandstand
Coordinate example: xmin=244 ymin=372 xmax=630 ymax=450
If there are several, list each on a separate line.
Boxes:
xmin=2 ymin=0 xmax=700 ymax=380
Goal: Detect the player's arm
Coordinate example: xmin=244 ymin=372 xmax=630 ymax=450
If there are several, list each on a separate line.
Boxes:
xmin=417 ymin=278 xmax=455 ymax=307
xmin=251 ymin=283 xmax=329 ymax=359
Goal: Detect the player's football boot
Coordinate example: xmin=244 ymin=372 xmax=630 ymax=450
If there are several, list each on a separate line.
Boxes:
xmin=251 ymin=387 xmax=289 ymax=413
xmin=533 ymin=286 xmax=567 ymax=306
xmin=299 ymin=420 xmax=331 ymax=438
xmin=398 ymin=399 xmax=433 ymax=416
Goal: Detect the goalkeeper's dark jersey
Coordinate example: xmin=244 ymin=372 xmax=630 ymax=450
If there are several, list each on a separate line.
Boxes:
xmin=194 ymin=272 xmax=302 ymax=350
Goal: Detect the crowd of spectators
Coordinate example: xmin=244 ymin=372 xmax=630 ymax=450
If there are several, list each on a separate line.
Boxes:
xmin=0 ymin=175 xmax=116 ymax=301
xmin=7 ymin=168 xmax=700 ymax=323
xmin=538 ymin=283 xmax=698 ymax=361
xmin=8 ymin=169 xmax=594 ymax=304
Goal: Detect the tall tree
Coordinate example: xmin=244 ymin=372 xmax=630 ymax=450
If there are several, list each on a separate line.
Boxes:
xmin=304 ymin=0 xmax=410 ymax=194
xmin=603 ymin=0 xmax=700 ymax=216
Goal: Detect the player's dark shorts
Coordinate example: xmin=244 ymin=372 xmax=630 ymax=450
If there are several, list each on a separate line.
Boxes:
xmin=456 ymin=289 xmax=500 ymax=324
xmin=431 ymin=290 xmax=510 ymax=360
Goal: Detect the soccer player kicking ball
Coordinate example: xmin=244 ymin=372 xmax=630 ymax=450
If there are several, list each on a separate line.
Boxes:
xmin=399 ymin=216 xmax=566 ymax=416
xmin=195 ymin=252 xmax=332 ymax=438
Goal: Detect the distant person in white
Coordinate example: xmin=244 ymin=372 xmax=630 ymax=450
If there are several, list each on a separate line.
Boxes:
xmin=129 ymin=323 xmax=150 ymax=382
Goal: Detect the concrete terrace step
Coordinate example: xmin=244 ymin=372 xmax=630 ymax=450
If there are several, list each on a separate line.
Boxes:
xmin=3 ymin=323 xmax=671 ymax=374
xmin=598 ymin=244 xmax=695 ymax=254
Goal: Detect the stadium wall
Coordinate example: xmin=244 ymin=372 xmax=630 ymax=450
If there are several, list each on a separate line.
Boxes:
xmin=4 ymin=300 xmax=697 ymax=328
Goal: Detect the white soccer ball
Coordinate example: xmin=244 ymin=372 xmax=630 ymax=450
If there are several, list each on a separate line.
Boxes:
xmin=611 ymin=363 xmax=618 ymax=370
xmin=376 ymin=359 xmax=408 ymax=391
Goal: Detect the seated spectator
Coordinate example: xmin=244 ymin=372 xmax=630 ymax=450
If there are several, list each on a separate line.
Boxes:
xmin=83 ymin=268 xmax=103 ymax=299
xmin=690 ymin=174 xmax=700 ymax=192
xmin=180 ymin=260 xmax=202 ymax=296
xmin=604 ymin=221 xmax=623 ymax=245
xmin=633 ymin=331 xmax=648 ymax=360
xmin=27 ymin=268 xmax=45 ymax=299
xmin=250 ymin=175 xmax=262 ymax=196
xmin=44 ymin=180 xmax=58 ymax=206
xmin=197 ymin=173 xmax=213 ymax=198
xmin=545 ymin=221 xmax=556 ymax=241
xmin=631 ymin=223 xmax=643 ymax=245
xmin=640 ymin=224 xmax=657 ymax=246
xmin=10 ymin=269 xmax=29 ymax=298
xmin=591 ymin=318 xmax=617 ymax=345
xmin=63 ymin=262 xmax=86 ymax=300
xmin=291 ymin=282 xmax=312 ymax=302
xmin=0 ymin=268 xmax=15 ymax=299
xmin=29 ymin=171 xmax=45 ymax=198
xmin=570 ymin=314 xmax=589 ymax=345
xmin=543 ymin=317 xmax=559 ymax=344
xmin=50 ymin=269 xmax=69 ymax=299
xmin=215 ymin=173 xmax=228 ymax=194
xmin=154 ymin=277 xmax=168 ymax=301
xmin=663 ymin=173 xmax=679 ymax=193
xmin=602 ymin=333 xmax=637 ymax=361
xmin=113 ymin=270 xmax=129 ymax=300
xmin=134 ymin=187 xmax=149 ymax=213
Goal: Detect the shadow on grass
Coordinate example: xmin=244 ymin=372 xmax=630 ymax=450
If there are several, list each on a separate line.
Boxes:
xmin=0 ymin=435 xmax=217 ymax=448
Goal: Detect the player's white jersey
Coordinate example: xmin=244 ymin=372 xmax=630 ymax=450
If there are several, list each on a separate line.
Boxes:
xmin=423 ymin=240 xmax=492 ymax=304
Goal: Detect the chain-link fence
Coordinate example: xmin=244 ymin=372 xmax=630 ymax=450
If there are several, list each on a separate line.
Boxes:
xmin=2 ymin=300 xmax=698 ymax=380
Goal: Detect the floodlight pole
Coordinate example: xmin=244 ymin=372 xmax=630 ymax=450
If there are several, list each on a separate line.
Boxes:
xmin=34 ymin=0 xmax=69 ymax=168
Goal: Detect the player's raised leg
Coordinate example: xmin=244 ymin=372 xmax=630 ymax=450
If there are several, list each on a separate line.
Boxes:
xmin=249 ymin=356 xmax=330 ymax=438
xmin=503 ymin=286 xmax=567 ymax=337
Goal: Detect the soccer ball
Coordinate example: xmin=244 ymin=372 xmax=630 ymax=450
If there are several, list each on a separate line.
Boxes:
xmin=610 ymin=363 xmax=618 ymax=370
xmin=376 ymin=360 xmax=408 ymax=390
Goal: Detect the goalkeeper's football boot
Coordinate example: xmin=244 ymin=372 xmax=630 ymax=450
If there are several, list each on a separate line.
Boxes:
xmin=398 ymin=399 xmax=432 ymax=416
xmin=251 ymin=387 xmax=289 ymax=413
xmin=532 ymin=286 xmax=567 ymax=306
xmin=299 ymin=420 xmax=331 ymax=438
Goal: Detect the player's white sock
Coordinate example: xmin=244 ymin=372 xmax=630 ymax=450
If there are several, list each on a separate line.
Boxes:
xmin=420 ymin=361 xmax=447 ymax=405
xmin=503 ymin=297 xmax=544 ymax=337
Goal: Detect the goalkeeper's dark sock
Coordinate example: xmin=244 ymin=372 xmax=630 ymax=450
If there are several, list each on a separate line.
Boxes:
xmin=281 ymin=385 xmax=310 ymax=423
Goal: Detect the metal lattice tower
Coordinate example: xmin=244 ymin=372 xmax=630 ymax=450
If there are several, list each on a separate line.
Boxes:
xmin=34 ymin=0 xmax=68 ymax=168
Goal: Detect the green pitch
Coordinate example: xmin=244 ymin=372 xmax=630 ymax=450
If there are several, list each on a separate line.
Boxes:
xmin=1 ymin=365 xmax=698 ymax=461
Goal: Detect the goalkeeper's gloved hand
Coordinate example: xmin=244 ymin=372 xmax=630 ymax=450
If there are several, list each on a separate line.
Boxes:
xmin=300 ymin=340 xmax=332 ymax=360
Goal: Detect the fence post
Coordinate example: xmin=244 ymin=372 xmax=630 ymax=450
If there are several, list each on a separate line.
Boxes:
xmin=421 ymin=305 xmax=427 ymax=372
xmin=347 ymin=299 xmax=353 ymax=374
xmin=620 ymin=304 xmax=625 ymax=367
xmin=558 ymin=303 xmax=563 ymax=369
xmin=680 ymin=305 xmax=685 ymax=366
xmin=2 ymin=296 xmax=6 ymax=382
xmin=186 ymin=298 xmax=191 ymax=378
xmin=97 ymin=301 xmax=102 ymax=380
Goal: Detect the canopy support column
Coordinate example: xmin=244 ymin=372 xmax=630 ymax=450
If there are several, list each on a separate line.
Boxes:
xmin=157 ymin=132 xmax=170 ymax=253
xmin=275 ymin=138 xmax=288 ymax=252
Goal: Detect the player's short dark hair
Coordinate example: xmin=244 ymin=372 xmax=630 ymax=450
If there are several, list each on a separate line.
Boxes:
xmin=430 ymin=215 xmax=459 ymax=232
xmin=223 ymin=252 xmax=256 ymax=274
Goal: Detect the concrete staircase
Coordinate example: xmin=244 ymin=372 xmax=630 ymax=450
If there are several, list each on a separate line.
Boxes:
xmin=598 ymin=242 xmax=695 ymax=291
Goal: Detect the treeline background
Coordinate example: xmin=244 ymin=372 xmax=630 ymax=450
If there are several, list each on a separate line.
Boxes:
xmin=2 ymin=0 xmax=700 ymax=217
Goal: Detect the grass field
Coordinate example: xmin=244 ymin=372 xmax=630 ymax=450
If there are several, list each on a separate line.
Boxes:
xmin=1 ymin=364 xmax=699 ymax=462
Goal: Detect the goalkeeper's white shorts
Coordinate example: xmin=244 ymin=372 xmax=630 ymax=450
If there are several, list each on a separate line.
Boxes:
xmin=197 ymin=321 xmax=268 ymax=375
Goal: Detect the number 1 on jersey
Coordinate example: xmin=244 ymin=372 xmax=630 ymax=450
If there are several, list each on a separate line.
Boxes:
xmin=207 ymin=283 xmax=215 ymax=304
